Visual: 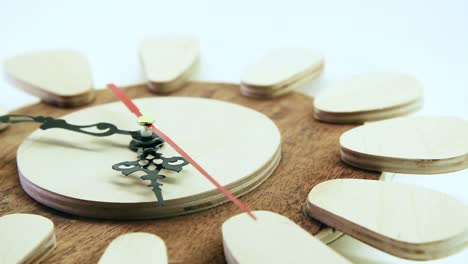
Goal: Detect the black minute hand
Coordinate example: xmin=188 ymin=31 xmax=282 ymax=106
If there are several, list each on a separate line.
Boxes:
xmin=0 ymin=114 xmax=165 ymax=152
xmin=0 ymin=114 xmax=134 ymax=137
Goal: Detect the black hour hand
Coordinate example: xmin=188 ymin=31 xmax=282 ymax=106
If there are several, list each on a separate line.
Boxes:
xmin=0 ymin=114 xmax=164 ymax=151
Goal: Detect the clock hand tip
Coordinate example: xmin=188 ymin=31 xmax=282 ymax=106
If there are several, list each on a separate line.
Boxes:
xmin=106 ymin=83 xmax=143 ymax=117
xmin=249 ymin=211 xmax=257 ymax=221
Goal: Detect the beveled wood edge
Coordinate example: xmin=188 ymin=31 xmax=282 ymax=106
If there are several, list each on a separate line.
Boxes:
xmin=340 ymin=146 xmax=468 ymax=174
xmin=305 ymin=198 xmax=468 ymax=261
xmin=313 ymin=98 xmax=423 ymax=124
xmin=18 ymin=148 xmax=281 ymax=220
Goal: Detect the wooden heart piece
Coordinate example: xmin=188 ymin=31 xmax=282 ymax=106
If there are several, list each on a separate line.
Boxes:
xmin=340 ymin=116 xmax=468 ymax=173
xmin=241 ymin=48 xmax=324 ymax=98
xmin=98 ymin=233 xmax=167 ymax=264
xmin=140 ymin=36 xmax=199 ymax=93
xmin=17 ymin=97 xmax=281 ymax=219
xmin=306 ymin=179 xmax=468 ymax=260
xmin=222 ymin=211 xmax=351 ymax=263
xmin=4 ymin=50 xmax=95 ymax=107
xmin=0 ymin=214 xmax=56 ymax=264
xmin=314 ymin=72 xmax=423 ymax=123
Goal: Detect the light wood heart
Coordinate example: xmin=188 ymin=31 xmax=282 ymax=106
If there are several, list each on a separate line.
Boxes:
xmin=306 ymin=179 xmax=468 ymax=260
xmin=17 ymin=97 xmax=281 ymax=219
xmin=241 ymin=48 xmax=324 ymax=98
xmin=98 ymin=233 xmax=167 ymax=264
xmin=140 ymin=36 xmax=199 ymax=93
xmin=314 ymin=72 xmax=423 ymax=123
xmin=222 ymin=211 xmax=351 ymax=264
xmin=0 ymin=214 xmax=56 ymax=264
xmin=4 ymin=50 xmax=95 ymax=107
xmin=340 ymin=116 xmax=468 ymax=173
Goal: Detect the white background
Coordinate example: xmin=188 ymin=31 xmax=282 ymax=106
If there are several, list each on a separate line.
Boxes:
xmin=1 ymin=0 xmax=467 ymax=263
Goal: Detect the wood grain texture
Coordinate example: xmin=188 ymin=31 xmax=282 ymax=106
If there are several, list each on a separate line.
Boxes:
xmin=0 ymin=81 xmax=378 ymax=263
xmin=240 ymin=48 xmax=324 ymax=98
xmin=314 ymin=72 xmax=423 ymax=123
xmin=141 ymin=36 xmax=199 ymax=93
xmin=306 ymin=179 xmax=468 ymax=260
xmin=340 ymin=116 xmax=468 ymax=173
xmin=222 ymin=211 xmax=352 ymax=264
xmin=17 ymin=97 xmax=282 ymax=219
xmin=0 ymin=213 xmax=56 ymax=264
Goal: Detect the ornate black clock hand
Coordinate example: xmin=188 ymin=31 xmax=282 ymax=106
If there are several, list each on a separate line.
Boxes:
xmin=112 ymin=147 xmax=189 ymax=205
xmin=1 ymin=114 xmax=132 ymax=136
xmin=0 ymin=113 xmax=189 ymax=205
xmin=0 ymin=114 xmax=164 ymax=151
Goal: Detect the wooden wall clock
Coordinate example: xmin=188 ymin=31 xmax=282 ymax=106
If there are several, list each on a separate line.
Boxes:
xmin=0 ymin=81 xmax=378 ymax=263
xmin=1 ymin=45 xmax=467 ymax=263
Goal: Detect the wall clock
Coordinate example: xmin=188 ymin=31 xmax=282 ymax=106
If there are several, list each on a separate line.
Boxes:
xmin=0 ymin=81 xmax=378 ymax=263
xmin=2 ymin=44 xmax=466 ymax=263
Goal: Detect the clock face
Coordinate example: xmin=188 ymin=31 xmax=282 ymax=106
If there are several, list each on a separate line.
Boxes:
xmin=2 ymin=82 xmax=384 ymax=263
xmin=16 ymin=97 xmax=281 ymax=219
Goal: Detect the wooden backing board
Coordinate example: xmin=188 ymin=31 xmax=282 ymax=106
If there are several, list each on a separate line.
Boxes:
xmin=306 ymin=179 xmax=468 ymax=260
xmin=0 ymin=81 xmax=378 ymax=263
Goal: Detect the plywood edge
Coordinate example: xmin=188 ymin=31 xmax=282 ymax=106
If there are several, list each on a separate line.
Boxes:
xmin=314 ymin=98 xmax=423 ymax=124
xmin=305 ymin=201 xmax=468 ymax=260
xmin=340 ymin=146 xmax=468 ymax=174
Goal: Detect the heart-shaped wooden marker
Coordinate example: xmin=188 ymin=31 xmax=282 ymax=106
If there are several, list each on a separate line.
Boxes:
xmin=306 ymin=179 xmax=468 ymax=260
xmin=98 ymin=233 xmax=167 ymax=264
xmin=4 ymin=50 xmax=95 ymax=107
xmin=0 ymin=214 xmax=56 ymax=264
xmin=222 ymin=211 xmax=351 ymax=264
xmin=340 ymin=116 xmax=468 ymax=173
xmin=314 ymin=72 xmax=423 ymax=123
xmin=241 ymin=48 xmax=324 ymax=98
xmin=140 ymin=36 xmax=199 ymax=93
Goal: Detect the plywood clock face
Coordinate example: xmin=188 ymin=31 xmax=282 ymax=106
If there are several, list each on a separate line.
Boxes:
xmin=16 ymin=97 xmax=281 ymax=219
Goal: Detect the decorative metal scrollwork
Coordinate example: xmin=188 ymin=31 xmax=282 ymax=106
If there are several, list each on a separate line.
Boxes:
xmin=1 ymin=114 xmax=191 ymax=205
xmin=0 ymin=114 xmax=165 ymax=151
xmin=112 ymin=147 xmax=189 ymax=205
xmin=0 ymin=114 xmax=134 ymax=137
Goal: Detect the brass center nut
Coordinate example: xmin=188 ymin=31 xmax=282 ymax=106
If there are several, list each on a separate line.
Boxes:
xmin=137 ymin=115 xmax=155 ymax=127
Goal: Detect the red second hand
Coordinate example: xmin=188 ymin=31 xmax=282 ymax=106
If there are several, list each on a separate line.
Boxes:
xmin=107 ymin=83 xmax=256 ymax=220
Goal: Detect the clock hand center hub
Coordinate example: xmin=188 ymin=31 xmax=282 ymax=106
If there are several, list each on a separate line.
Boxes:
xmin=137 ymin=115 xmax=155 ymax=138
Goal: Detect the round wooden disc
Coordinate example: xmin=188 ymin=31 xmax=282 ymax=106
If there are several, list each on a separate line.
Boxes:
xmin=17 ymin=97 xmax=281 ymax=219
xmin=1 ymin=82 xmax=378 ymax=263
